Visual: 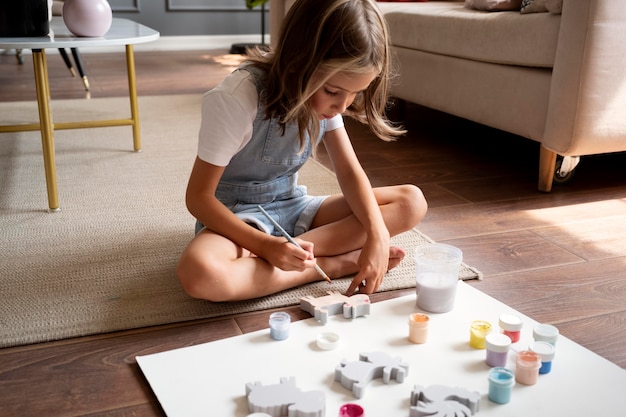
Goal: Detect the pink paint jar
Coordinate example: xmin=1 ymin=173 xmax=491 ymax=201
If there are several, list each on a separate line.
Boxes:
xmin=485 ymin=333 xmax=511 ymax=367
xmin=339 ymin=403 xmax=364 ymax=417
xmin=515 ymin=350 xmax=542 ymax=385
xmin=499 ymin=314 xmax=523 ymax=343
xmin=408 ymin=313 xmax=430 ymax=344
xmin=469 ymin=320 xmax=492 ymax=349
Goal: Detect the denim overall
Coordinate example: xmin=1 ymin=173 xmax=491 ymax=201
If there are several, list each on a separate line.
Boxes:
xmin=196 ymin=65 xmax=328 ymax=237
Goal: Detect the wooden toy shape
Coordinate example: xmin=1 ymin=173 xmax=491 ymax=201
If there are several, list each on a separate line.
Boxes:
xmin=246 ymin=377 xmax=325 ymax=417
xmin=300 ymin=291 xmax=370 ymax=325
xmin=335 ymin=352 xmax=409 ymax=399
xmin=410 ymin=384 xmax=480 ymax=417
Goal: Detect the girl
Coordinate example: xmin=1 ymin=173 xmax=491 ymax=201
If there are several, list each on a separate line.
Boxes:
xmin=177 ymin=0 xmax=427 ymax=302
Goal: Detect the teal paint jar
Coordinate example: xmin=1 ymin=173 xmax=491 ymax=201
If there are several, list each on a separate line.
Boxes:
xmin=488 ymin=367 xmax=515 ymax=404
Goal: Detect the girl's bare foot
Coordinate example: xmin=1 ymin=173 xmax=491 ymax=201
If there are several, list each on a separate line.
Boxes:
xmin=387 ymin=246 xmax=405 ymax=270
xmin=321 ymin=246 xmax=406 ymax=279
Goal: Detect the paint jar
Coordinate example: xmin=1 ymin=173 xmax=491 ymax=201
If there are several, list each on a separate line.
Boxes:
xmin=485 ymin=333 xmax=511 ymax=367
xmin=488 ymin=367 xmax=515 ymax=404
xmin=529 ymin=341 xmax=556 ymax=374
xmin=414 ymin=243 xmax=463 ymax=313
xmin=408 ymin=313 xmax=430 ymax=344
xmin=339 ymin=403 xmax=365 ymax=417
xmin=515 ymin=350 xmax=542 ymax=385
xmin=469 ymin=320 xmax=492 ymax=349
xmin=499 ymin=314 xmax=523 ymax=343
xmin=533 ymin=323 xmax=559 ymax=346
xmin=268 ymin=312 xmax=290 ymax=341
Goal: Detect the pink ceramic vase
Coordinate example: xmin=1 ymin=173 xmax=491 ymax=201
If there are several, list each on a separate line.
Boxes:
xmin=63 ymin=0 xmax=112 ymax=37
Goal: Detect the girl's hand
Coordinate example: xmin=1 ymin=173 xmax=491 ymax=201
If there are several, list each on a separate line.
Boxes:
xmin=262 ymin=237 xmax=318 ymax=272
xmin=346 ymin=235 xmax=390 ymax=295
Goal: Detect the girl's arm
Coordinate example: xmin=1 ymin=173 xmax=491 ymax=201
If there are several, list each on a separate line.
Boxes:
xmin=185 ymin=156 xmax=317 ymax=272
xmin=322 ymin=127 xmax=391 ymax=294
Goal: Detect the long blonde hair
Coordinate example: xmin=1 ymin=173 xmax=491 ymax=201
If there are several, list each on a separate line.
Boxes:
xmin=247 ymin=0 xmax=404 ymax=151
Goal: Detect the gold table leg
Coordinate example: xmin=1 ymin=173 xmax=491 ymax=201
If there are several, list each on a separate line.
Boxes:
xmin=0 ymin=45 xmax=142 ymax=211
xmin=32 ymin=49 xmax=60 ymax=212
xmin=126 ymin=44 xmax=141 ymax=152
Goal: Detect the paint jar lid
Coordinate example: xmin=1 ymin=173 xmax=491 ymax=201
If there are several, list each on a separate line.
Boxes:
xmin=488 ymin=367 xmax=515 ymax=387
xmin=499 ymin=314 xmax=523 ymax=331
xmin=516 ymin=350 xmax=542 ymax=368
xmin=269 ymin=311 xmax=291 ymax=325
xmin=486 ymin=333 xmax=512 ymax=352
xmin=409 ymin=313 xmax=430 ymax=328
xmin=317 ymin=332 xmax=340 ymax=350
xmin=533 ymin=324 xmax=559 ymax=343
xmin=529 ymin=341 xmax=556 ymax=361
xmin=470 ymin=320 xmax=492 ymax=335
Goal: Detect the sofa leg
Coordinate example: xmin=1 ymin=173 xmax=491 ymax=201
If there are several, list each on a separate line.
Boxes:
xmin=538 ymin=146 xmax=557 ymax=192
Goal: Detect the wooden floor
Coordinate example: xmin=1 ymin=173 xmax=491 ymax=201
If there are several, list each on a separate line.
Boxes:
xmin=1 ymin=49 xmax=625 ymax=416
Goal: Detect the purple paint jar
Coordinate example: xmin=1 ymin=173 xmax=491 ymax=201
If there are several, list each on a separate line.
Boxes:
xmin=485 ymin=333 xmax=511 ymax=367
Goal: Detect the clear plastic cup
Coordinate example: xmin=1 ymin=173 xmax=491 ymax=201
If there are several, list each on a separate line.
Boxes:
xmin=414 ymin=243 xmax=463 ymax=313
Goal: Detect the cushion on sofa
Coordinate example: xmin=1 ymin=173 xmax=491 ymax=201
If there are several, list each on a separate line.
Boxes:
xmin=464 ymin=0 xmax=521 ymax=11
xmin=520 ymin=0 xmax=562 ymax=14
xmin=378 ymin=1 xmax=561 ymax=67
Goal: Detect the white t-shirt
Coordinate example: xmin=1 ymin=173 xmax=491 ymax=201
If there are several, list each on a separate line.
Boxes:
xmin=197 ymin=70 xmax=344 ymax=167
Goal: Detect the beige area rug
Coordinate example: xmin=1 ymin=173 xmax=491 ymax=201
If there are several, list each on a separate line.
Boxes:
xmin=0 ymin=94 xmax=481 ymax=348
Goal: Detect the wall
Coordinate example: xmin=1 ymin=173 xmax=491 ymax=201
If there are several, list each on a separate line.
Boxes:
xmin=109 ymin=0 xmax=269 ymax=37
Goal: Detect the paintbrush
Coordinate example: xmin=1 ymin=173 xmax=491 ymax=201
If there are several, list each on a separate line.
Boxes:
xmin=257 ymin=205 xmax=332 ymax=283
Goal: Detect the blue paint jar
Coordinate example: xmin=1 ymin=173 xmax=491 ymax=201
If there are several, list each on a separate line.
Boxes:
xmin=488 ymin=367 xmax=515 ymax=404
xmin=269 ymin=312 xmax=291 ymax=340
xmin=529 ymin=341 xmax=556 ymax=374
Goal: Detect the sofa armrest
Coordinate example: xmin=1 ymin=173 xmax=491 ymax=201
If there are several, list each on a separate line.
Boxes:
xmin=544 ymin=0 xmax=626 ymax=156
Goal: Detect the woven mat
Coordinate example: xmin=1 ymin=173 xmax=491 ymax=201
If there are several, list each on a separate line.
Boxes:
xmin=0 ymin=94 xmax=481 ymax=347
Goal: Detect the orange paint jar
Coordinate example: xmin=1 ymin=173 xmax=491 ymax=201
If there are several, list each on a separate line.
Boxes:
xmin=408 ymin=313 xmax=430 ymax=344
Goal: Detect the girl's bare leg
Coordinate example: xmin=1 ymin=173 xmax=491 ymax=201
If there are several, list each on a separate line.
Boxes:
xmin=303 ymin=184 xmax=427 ymax=256
xmin=177 ymin=230 xmax=325 ymax=301
xmin=177 ymin=184 xmax=426 ymax=301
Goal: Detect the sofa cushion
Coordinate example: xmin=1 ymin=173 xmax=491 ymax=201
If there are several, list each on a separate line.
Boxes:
xmin=520 ymin=0 xmax=562 ymax=14
xmin=378 ymin=1 xmax=561 ymax=68
xmin=464 ymin=0 xmax=521 ymax=11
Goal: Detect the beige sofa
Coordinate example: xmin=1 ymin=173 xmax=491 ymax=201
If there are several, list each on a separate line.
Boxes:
xmin=270 ymin=0 xmax=626 ymax=191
